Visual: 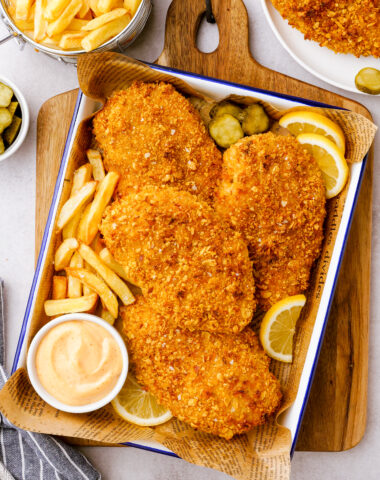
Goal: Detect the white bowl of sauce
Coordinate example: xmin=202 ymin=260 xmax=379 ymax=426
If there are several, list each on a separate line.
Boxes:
xmin=27 ymin=313 xmax=128 ymax=413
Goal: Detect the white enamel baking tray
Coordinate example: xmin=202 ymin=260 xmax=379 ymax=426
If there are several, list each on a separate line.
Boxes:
xmin=12 ymin=64 xmax=369 ymax=458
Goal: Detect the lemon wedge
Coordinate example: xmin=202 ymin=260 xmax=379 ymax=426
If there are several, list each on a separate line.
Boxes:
xmin=296 ymin=133 xmax=349 ymax=199
xmin=279 ymin=110 xmax=345 ymax=154
xmin=112 ymin=373 xmax=172 ymax=427
xmin=259 ymin=295 xmax=306 ymax=363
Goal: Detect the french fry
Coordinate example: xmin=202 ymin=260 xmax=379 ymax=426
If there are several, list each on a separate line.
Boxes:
xmin=62 ymin=164 xmax=93 ymax=239
xmin=34 ymin=0 xmax=48 ymax=41
xmin=80 ymin=172 xmax=119 ymax=244
xmin=77 ymin=202 xmax=92 ymax=242
xmin=83 ymin=261 xmax=95 ymax=295
xmin=7 ymin=0 xmax=16 ymax=17
xmin=86 ymin=149 xmax=105 ymax=181
xmin=44 ymin=294 xmax=98 ymax=316
xmin=52 ymin=275 xmax=67 ymax=300
xmin=81 ymin=14 xmax=129 ymax=52
xmin=83 ymin=284 xmax=94 ymax=295
xmin=123 ymin=0 xmax=140 ymax=16
xmin=66 ymin=267 xmax=119 ymax=318
xmin=81 ymin=9 xmax=93 ymax=19
xmin=71 ymin=163 xmax=93 ymax=195
xmin=77 ymin=0 xmax=90 ymax=18
xmin=67 ymin=251 xmax=83 ymax=298
xmin=68 ymin=18 xmax=90 ymax=30
xmin=97 ymin=0 xmax=121 ymax=13
xmin=59 ymin=31 xmax=87 ymax=49
xmin=27 ymin=2 xmax=35 ymax=20
xmin=99 ymin=247 xmax=135 ymax=284
xmin=15 ymin=0 xmax=33 ymax=20
xmin=89 ymin=0 xmax=102 ymax=16
xmin=44 ymin=0 xmax=70 ymax=20
xmin=79 ymin=244 xmax=135 ymax=305
xmin=14 ymin=19 xmax=34 ymax=30
xmin=56 ymin=181 xmax=97 ymax=230
xmin=81 ymin=8 xmax=127 ymax=30
xmin=62 ymin=209 xmax=82 ymax=239
xmin=54 ymin=238 xmax=79 ymax=271
xmin=46 ymin=0 xmax=82 ymax=37
xmin=100 ymin=307 xmax=115 ymax=325
xmin=41 ymin=35 xmax=61 ymax=46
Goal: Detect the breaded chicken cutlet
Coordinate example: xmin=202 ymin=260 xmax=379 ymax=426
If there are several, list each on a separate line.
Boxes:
xmin=215 ymin=133 xmax=326 ymax=311
xmin=93 ymin=82 xmax=222 ymax=203
xmin=101 ymin=186 xmax=255 ymax=334
xmin=271 ymin=0 xmax=380 ymax=58
xmin=121 ymin=297 xmax=282 ymax=439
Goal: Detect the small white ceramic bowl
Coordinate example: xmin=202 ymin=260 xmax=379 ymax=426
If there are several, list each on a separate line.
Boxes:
xmin=27 ymin=313 xmax=129 ymax=413
xmin=0 ymin=76 xmax=29 ymax=162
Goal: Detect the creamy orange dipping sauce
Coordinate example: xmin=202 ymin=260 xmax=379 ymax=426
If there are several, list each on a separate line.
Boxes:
xmin=36 ymin=320 xmax=123 ymax=406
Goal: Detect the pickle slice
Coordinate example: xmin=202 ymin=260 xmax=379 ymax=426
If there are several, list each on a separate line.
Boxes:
xmin=0 ymin=135 xmax=4 ymax=154
xmin=210 ymin=102 xmax=244 ymax=121
xmin=0 ymin=108 xmax=12 ymax=134
xmin=4 ymin=115 xmax=21 ymax=145
xmin=8 ymin=101 xmax=18 ymax=117
xmin=0 ymin=83 xmax=13 ymax=108
xmin=209 ymin=113 xmax=244 ymax=149
xmin=355 ymin=68 xmax=380 ymax=95
xmin=242 ymin=104 xmax=270 ymax=135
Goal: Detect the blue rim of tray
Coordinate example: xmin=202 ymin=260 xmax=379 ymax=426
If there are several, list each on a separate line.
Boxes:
xmin=11 ymin=63 xmax=369 ymax=460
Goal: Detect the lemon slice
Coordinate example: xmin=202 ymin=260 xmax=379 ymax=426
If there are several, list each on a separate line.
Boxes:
xmin=296 ymin=133 xmax=349 ymax=199
xmin=279 ymin=110 xmax=345 ymax=154
xmin=259 ymin=295 xmax=306 ymax=363
xmin=112 ymin=373 xmax=172 ymax=427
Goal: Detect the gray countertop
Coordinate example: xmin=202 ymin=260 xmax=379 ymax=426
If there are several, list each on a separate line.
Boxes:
xmin=0 ymin=1 xmax=379 ymax=478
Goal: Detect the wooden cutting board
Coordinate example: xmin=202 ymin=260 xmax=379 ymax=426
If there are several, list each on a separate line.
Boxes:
xmin=36 ymin=0 xmax=372 ymax=452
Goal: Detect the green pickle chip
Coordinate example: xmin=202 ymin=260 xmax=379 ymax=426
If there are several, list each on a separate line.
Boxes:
xmin=0 ymin=108 xmax=12 ymax=134
xmin=8 ymin=101 xmax=18 ymax=117
xmin=0 ymin=83 xmax=13 ymax=108
xmin=4 ymin=116 xmax=22 ymax=146
xmin=355 ymin=68 xmax=380 ymax=95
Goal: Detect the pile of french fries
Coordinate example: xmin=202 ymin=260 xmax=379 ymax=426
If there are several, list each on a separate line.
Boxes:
xmin=44 ymin=149 xmax=136 ymax=325
xmin=7 ymin=0 xmax=141 ymax=51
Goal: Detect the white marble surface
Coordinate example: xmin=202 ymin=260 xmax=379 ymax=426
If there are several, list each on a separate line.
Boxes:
xmin=0 ymin=1 xmax=379 ymax=479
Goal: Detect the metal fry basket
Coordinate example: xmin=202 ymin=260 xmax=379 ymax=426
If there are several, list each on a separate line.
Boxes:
xmin=0 ymin=0 xmax=151 ymax=64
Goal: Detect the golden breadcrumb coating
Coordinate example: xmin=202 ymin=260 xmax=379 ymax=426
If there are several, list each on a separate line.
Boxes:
xmin=271 ymin=0 xmax=380 ymax=58
xmin=215 ymin=133 xmax=326 ymax=310
xmin=101 ymin=186 xmax=255 ymax=333
xmin=93 ymin=81 xmax=222 ymax=203
xmin=121 ymin=297 xmax=282 ymax=439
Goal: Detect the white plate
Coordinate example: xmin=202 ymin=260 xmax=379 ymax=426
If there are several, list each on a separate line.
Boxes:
xmin=261 ymin=0 xmax=380 ymax=95
xmin=12 ymin=65 xmax=368 ymax=458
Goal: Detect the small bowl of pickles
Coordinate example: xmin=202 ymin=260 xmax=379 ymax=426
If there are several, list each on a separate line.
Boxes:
xmin=0 ymin=77 xmax=29 ymax=162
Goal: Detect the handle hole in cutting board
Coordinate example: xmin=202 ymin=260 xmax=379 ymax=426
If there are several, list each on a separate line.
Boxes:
xmin=196 ymin=13 xmax=219 ymax=53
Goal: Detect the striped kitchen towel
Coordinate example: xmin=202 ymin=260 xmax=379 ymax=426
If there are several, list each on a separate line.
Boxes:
xmin=0 ymin=280 xmax=101 ymax=480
